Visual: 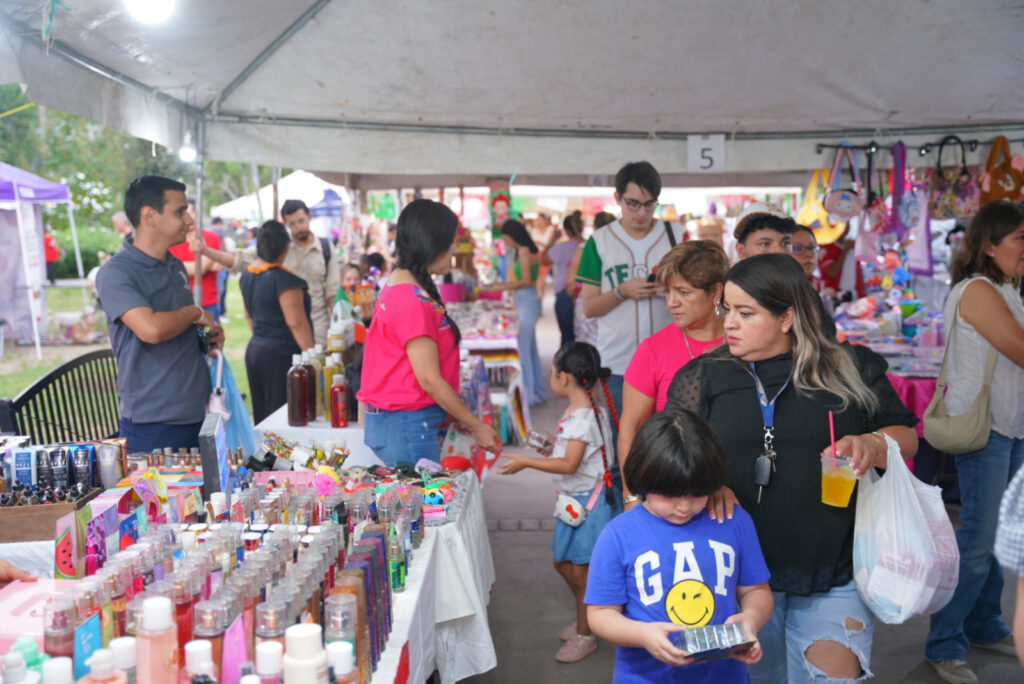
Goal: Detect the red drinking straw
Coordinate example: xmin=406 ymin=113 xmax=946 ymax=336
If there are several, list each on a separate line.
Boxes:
xmin=828 ymin=410 xmax=837 ymax=463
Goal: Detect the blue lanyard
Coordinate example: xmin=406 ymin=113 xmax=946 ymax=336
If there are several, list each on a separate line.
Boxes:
xmin=747 ymin=362 xmax=791 ymax=432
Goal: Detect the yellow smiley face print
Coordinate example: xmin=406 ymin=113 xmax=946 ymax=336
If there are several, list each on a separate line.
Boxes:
xmin=665 ymin=579 xmax=715 ymax=627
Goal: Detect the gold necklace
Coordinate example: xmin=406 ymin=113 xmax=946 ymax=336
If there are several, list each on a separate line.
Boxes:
xmin=681 ymin=329 xmax=695 ymax=361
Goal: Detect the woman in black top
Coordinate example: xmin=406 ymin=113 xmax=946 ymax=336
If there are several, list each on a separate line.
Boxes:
xmin=240 ymin=220 xmax=314 ymax=423
xmin=665 ymin=254 xmax=918 ymax=683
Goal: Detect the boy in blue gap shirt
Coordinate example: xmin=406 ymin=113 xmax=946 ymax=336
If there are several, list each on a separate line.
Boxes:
xmin=586 ymin=411 xmax=772 ymax=683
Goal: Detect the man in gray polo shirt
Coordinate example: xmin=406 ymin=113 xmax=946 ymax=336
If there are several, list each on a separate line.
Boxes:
xmin=96 ymin=176 xmax=224 ymax=452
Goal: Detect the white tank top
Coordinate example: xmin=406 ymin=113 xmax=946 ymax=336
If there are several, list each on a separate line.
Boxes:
xmin=943 ymin=275 xmax=1024 ymax=439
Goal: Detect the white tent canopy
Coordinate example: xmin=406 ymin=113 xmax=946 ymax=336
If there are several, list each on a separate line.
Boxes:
xmin=1 ymin=0 xmax=1023 ymax=188
xmin=210 ymin=170 xmax=350 ymax=222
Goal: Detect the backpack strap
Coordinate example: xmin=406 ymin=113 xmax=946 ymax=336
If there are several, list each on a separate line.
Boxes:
xmin=319 ymin=237 xmax=332 ymax=272
xmin=664 ymin=220 xmax=676 ymax=247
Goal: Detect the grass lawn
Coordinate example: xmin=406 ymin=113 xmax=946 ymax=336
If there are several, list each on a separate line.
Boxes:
xmin=0 ymin=280 xmax=256 ymax=420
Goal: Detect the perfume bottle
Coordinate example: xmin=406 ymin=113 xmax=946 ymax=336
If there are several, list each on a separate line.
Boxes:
xmin=43 ymin=597 xmax=76 ymax=658
xmin=136 ymin=597 xmax=178 ymax=684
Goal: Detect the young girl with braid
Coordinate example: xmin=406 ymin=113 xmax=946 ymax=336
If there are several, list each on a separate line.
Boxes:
xmin=498 ymin=342 xmax=620 ymax=664
xmin=357 ymin=199 xmax=500 ymax=465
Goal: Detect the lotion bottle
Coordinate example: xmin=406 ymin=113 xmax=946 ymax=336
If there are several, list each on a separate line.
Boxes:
xmin=77 ymin=649 xmax=127 ymax=684
xmin=282 ymin=624 xmax=327 ymax=684
xmin=136 ymin=597 xmax=178 ymax=684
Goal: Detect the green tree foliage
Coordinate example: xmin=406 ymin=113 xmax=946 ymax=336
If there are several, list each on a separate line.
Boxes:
xmin=0 ymin=85 xmax=287 ymax=277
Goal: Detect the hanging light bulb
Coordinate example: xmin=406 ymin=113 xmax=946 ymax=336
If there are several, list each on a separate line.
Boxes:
xmin=124 ymin=0 xmax=175 ymax=24
xmin=178 ymin=131 xmax=197 ymax=163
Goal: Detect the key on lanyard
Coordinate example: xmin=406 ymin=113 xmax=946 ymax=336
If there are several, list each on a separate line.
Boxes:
xmin=754 ymin=427 xmax=777 ymax=503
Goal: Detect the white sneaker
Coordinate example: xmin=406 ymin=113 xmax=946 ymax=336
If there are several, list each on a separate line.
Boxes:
xmin=928 ymin=659 xmax=978 ymax=684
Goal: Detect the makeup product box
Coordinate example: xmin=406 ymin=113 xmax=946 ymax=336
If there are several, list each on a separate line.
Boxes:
xmin=0 ymin=486 xmax=101 ymax=542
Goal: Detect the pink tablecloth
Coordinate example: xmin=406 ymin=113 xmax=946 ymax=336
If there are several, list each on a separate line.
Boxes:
xmin=885 ymin=372 xmax=936 ymax=440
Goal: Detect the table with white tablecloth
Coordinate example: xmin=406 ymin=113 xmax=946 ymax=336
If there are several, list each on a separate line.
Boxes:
xmin=253 ymin=405 xmax=382 ymax=467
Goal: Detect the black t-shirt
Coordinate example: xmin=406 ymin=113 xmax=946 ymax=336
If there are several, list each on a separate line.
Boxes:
xmin=239 ymin=266 xmax=312 ymax=356
xmin=665 ymin=344 xmax=917 ymax=596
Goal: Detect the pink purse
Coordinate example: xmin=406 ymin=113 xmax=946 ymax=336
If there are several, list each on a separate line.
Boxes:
xmin=824 ymin=144 xmax=865 ymax=221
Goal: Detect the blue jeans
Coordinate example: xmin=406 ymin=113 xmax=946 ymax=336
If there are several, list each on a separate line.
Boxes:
xmin=514 ymin=287 xmax=546 ymax=404
xmin=363 ymin=404 xmax=446 ymax=466
xmin=750 ymin=580 xmax=874 ymax=684
xmin=602 ymin=374 xmax=624 ymax=503
xmin=119 ymin=417 xmax=204 ymax=453
xmin=554 ymin=290 xmax=575 ymax=347
xmin=926 ymin=430 xmax=1024 ymax=660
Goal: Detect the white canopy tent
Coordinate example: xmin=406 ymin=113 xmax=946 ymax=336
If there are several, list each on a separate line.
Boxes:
xmin=1 ymin=0 xmax=1022 ymax=193
xmin=209 ymin=170 xmax=351 ymax=222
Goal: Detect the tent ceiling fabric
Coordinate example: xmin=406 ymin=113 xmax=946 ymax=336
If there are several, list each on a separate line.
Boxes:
xmin=2 ymin=0 xmax=1023 ymax=184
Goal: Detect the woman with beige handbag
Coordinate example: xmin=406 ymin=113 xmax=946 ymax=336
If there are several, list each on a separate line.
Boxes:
xmin=924 ymin=200 xmax=1024 ymax=684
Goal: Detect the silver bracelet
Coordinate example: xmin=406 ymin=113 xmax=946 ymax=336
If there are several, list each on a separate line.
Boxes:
xmin=613 ymin=284 xmax=626 ymax=301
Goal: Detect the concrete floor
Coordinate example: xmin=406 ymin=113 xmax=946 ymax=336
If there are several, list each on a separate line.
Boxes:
xmin=465 ymin=296 xmax=1023 ymax=684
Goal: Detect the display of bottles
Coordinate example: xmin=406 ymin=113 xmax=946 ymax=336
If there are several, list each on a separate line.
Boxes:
xmin=287 ymin=355 xmax=309 ymax=427
xmin=330 ymin=375 xmax=348 ymax=428
xmin=137 ymin=597 xmax=178 ymax=684
xmin=301 ymin=351 xmax=318 ymax=422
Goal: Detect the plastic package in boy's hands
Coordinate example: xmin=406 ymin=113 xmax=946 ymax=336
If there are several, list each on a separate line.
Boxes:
xmin=671 ymin=623 xmax=755 ymax=663
xmin=853 ymin=434 xmax=959 ymax=623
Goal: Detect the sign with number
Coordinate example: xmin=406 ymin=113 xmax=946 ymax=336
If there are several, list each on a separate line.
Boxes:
xmin=687 ymin=134 xmax=726 ymax=173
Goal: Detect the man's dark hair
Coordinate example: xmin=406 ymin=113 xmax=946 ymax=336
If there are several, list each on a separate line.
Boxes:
xmin=124 ymin=176 xmax=187 ymax=228
xmin=211 ymin=217 xmax=224 ymax=225
xmin=280 ymin=199 xmax=310 ymax=218
xmin=614 ymin=161 xmax=662 ymax=200
xmin=735 ymin=214 xmax=797 ymax=244
xmin=256 ymin=220 xmax=291 ymax=263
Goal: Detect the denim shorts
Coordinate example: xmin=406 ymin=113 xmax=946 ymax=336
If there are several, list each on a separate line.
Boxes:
xmin=551 ymin=488 xmax=619 ymax=565
xmin=363 ymin=403 xmax=447 ymax=466
xmin=749 ymin=580 xmax=874 ymax=684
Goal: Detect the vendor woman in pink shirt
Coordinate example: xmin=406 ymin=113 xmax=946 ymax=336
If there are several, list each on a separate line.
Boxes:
xmin=618 ymin=240 xmax=727 ymax=509
xmin=358 ymin=200 xmax=500 ymax=465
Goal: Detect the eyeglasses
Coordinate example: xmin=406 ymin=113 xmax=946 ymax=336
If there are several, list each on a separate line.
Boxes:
xmin=621 ymin=198 xmax=659 ymax=213
xmin=790 ymin=244 xmax=818 ymax=256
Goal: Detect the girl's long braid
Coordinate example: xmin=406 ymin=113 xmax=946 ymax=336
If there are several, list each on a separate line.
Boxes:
xmin=586 ymin=383 xmax=617 ymax=506
xmin=600 ymin=377 xmax=620 ymax=431
xmin=404 ymin=260 xmax=461 ymax=345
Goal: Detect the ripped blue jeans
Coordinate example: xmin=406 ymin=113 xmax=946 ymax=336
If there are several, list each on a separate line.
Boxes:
xmin=749 ymin=580 xmax=874 ymax=684
xmin=363 ymin=403 xmax=446 ymax=466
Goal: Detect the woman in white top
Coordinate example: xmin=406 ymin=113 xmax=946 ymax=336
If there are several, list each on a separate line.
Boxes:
xmin=925 ymin=200 xmax=1024 ymax=683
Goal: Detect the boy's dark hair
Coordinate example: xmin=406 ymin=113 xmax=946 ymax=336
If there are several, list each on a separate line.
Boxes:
xmin=364 ymin=253 xmax=386 ymax=272
xmin=615 ymin=161 xmax=662 ymax=200
xmin=552 ymin=342 xmax=610 ymax=391
xmin=280 ymin=199 xmax=310 ymax=218
xmin=735 ymin=214 xmax=796 ymax=244
xmin=255 ymin=220 xmax=291 ymax=263
xmin=124 ymin=176 xmax=186 ymax=228
xmin=624 ymin=409 xmax=727 ymax=499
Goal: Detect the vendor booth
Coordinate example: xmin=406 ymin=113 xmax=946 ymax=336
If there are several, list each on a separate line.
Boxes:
xmin=0 ymin=162 xmax=86 ymax=359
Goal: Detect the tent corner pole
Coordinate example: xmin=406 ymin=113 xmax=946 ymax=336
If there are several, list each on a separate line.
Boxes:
xmin=193 ymin=121 xmax=206 ymax=309
xmin=65 ymin=202 xmax=88 ymax=308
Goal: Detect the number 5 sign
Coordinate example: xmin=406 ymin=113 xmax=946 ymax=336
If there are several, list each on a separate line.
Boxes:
xmin=687 ymin=134 xmax=726 ymax=173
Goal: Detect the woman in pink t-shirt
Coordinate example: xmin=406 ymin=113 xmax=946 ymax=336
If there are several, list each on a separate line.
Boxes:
xmin=358 ymin=200 xmax=500 ymax=465
xmin=618 ymin=241 xmax=728 ymax=509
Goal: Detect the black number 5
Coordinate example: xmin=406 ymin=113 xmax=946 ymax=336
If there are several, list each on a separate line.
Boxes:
xmin=700 ymin=148 xmax=715 ymax=169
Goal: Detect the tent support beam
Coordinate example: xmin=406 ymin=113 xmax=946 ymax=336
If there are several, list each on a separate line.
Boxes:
xmin=204 ymin=0 xmax=332 ymax=115
xmin=0 ymin=11 xmax=200 ymax=120
xmin=205 ymin=112 xmax=1024 ymax=142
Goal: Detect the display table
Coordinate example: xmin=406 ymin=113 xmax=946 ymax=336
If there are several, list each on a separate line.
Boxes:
xmin=253 ymin=407 xmax=382 ymax=467
xmin=462 ymin=335 xmax=531 ymax=442
xmin=372 ymin=471 xmax=496 ymax=683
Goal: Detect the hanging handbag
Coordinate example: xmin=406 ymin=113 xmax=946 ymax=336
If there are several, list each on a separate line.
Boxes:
xmin=823 ymin=144 xmax=865 ymax=221
xmin=891 ymin=143 xmax=934 ymax=274
xmin=926 ymin=136 xmax=980 ymax=219
xmin=922 ymin=280 xmax=998 ymax=454
xmin=979 ymin=135 xmax=1024 ymax=205
xmin=796 ymin=169 xmax=847 ymax=245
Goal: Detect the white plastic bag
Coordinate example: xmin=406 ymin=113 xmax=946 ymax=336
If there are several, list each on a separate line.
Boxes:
xmin=853 ymin=434 xmax=959 ymax=623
